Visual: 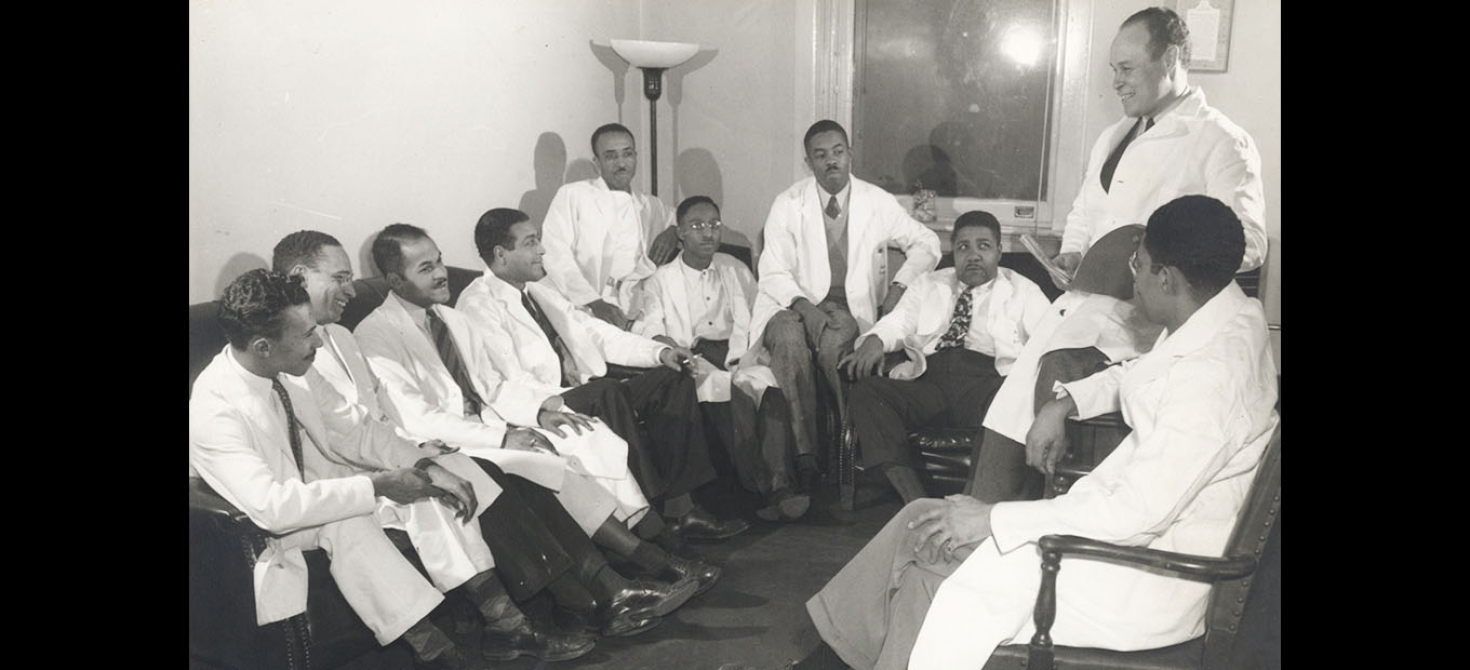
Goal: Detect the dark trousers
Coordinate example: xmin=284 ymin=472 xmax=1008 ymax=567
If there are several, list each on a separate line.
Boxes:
xmin=471 ymin=459 xmax=609 ymax=602
xmin=964 ymin=346 xmax=1110 ymax=503
xmin=561 ymin=367 xmax=717 ymax=502
xmin=848 ymin=348 xmax=1006 ymax=470
xmin=694 ymin=339 xmax=798 ymax=496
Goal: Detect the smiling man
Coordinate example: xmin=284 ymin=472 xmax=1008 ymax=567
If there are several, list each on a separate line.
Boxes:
xmin=838 ymin=211 xmax=1050 ymax=503
xmin=540 ymin=123 xmax=681 ymax=330
xmin=750 ymin=119 xmax=942 ymax=490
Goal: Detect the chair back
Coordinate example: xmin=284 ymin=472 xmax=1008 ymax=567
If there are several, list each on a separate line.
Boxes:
xmin=1200 ymin=421 xmax=1282 ymax=669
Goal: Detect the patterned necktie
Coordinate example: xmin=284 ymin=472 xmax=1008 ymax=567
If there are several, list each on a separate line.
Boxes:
xmin=1099 ymin=117 xmax=1155 ymax=193
xmin=270 ymin=378 xmax=306 ymax=477
xmin=825 ymin=194 xmax=841 ymax=219
xmin=426 ymin=308 xmax=485 ymax=418
xmin=522 ymin=291 xmax=579 ymax=387
xmin=935 ymin=286 xmax=975 ymax=351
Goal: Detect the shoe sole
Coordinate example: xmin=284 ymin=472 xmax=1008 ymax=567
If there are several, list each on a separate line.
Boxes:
xmin=632 ymin=576 xmax=699 ymax=619
xmin=602 ymin=613 xmax=663 ymax=638
xmin=482 ymin=637 xmax=596 ymax=663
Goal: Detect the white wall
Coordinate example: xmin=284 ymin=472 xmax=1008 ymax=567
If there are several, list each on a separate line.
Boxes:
xmin=189 ymin=0 xmax=645 ymax=303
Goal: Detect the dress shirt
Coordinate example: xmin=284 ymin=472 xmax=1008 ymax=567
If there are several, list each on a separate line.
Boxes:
xmin=948 ymin=276 xmax=998 ymax=357
xmin=676 ymin=256 xmax=733 ymax=342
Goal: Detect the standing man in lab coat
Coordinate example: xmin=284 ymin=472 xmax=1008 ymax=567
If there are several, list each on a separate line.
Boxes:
xmin=780 ymin=194 xmax=1278 ymax=670
xmin=973 ymin=6 xmax=1268 ymax=503
xmin=540 ymin=123 xmax=681 ymax=330
xmin=750 ymin=119 xmax=942 ymax=490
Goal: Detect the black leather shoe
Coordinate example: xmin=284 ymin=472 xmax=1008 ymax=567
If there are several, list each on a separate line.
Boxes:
xmin=551 ymin=604 xmax=598 ymax=634
xmin=481 ymin=617 xmax=596 ymax=662
xmin=600 ymin=577 xmax=698 ymax=637
xmin=661 ymin=554 xmax=722 ymax=597
xmin=668 ymin=507 xmax=749 ymax=541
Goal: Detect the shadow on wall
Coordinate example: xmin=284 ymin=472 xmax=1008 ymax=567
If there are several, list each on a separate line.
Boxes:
xmin=519 ymin=132 xmax=570 ymax=227
xmin=359 ymin=233 xmax=381 ymax=279
xmin=566 ymin=159 xmax=598 ymax=184
xmin=674 ymin=147 xmax=751 ymax=251
xmin=214 ymin=253 xmax=269 ymax=299
xmin=588 ymin=41 xmax=630 ymax=126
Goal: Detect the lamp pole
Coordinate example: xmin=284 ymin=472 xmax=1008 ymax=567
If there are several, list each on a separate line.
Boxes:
xmin=639 ymin=67 xmax=666 ymax=197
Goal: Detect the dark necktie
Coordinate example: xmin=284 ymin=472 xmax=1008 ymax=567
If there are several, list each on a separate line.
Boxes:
xmin=1099 ymin=117 xmax=1154 ymax=193
xmin=521 ymin=291 xmax=578 ymax=387
xmin=426 ymin=308 xmax=485 ymax=418
xmin=825 ymin=194 xmax=841 ymax=219
xmin=935 ymin=285 xmax=975 ymax=351
xmin=270 ymin=378 xmax=306 ymax=477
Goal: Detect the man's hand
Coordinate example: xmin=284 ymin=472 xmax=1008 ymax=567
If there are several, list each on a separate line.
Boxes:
xmin=909 ymin=495 xmax=994 ymax=564
xmin=837 ymin=336 xmax=886 ymax=380
xmin=651 ymin=334 xmax=679 ymax=348
xmin=369 ymin=467 xmax=437 ymax=505
xmin=648 ymin=225 xmax=681 ymax=265
xmin=538 ymin=408 xmax=594 ymax=438
xmin=420 ymin=462 xmax=478 ymax=522
xmin=792 ymin=299 xmax=830 ymax=348
xmin=659 ymin=345 xmax=696 ymax=373
xmin=878 ymin=283 xmax=906 ymax=317
xmin=502 ymin=427 xmax=558 ymax=455
xmin=1050 ymin=252 xmax=1082 ymax=290
xmin=588 ymin=300 xmax=631 ymax=330
xmin=1026 ymin=396 xmax=1077 ymax=476
xmin=416 ymin=439 xmax=459 ymax=456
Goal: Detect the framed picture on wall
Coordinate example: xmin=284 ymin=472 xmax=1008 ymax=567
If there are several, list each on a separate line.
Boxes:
xmin=1168 ymin=0 xmax=1234 ymax=72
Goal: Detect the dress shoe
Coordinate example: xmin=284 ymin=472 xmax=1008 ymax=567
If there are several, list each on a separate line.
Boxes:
xmin=668 ymin=507 xmax=749 ymax=541
xmin=551 ymin=604 xmax=598 ymax=634
xmin=481 ymin=617 xmax=596 ymax=662
xmin=660 ymin=554 xmax=721 ymax=597
xmin=756 ymin=488 xmax=811 ymax=522
xmin=600 ymin=577 xmax=698 ymax=637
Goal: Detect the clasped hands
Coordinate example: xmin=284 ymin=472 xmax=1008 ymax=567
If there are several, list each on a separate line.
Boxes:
xmin=370 ymin=439 xmax=478 ymax=522
xmin=908 ymin=494 xmax=994 ymax=565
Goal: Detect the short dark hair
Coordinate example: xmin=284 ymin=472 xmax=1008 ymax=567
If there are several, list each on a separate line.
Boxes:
xmin=951 ymin=210 xmax=1001 ymax=246
xmin=271 ymin=230 xmax=343 ymax=274
xmin=1122 ymin=7 xmax=1190 ymax=66
xmin=218 ymin=269 xmax=310 ymax=350
xmin=475 ymin=208 xmax=531 ymax=265
xmin=591 ymin=123 xmax=635 ymax=155
xmin=371 ymin=223 xmax=430 ymax=277
xmin=803 ymin=120 xmax=849 ymax=153
xmin=676 ymin=195 xmax=720 ymax=225
xmin=1143 ymin=195 xmax=1244 ymax=298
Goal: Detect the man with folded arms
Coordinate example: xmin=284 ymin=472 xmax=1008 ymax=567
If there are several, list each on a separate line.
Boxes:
xmin=773 ymin=195 xmax=1277 ymax=670
xmin=191 ymin=269 xmax=587 ymax=668
xmin=633 ymin=196 xmax=808 ymax=522
xmin=839 ymin=211 xmax=1050 ymax=503
xmin=458 ymin=208 xmax=750 ymax=540
xmin=352 ymin=224 xmax=714 ymax=635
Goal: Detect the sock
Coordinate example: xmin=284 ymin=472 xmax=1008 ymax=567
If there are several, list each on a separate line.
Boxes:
xmin=400 ymin=617 xmax=456 ymax=663
xmin=462 ymin=570 xmax=526 ymax=632
xmin=636 ymin=513 xmax=688 ymax=554
xmin=628 ymin=541 xmax=673 ymax=576
xmin=590 ymin=563 xmax=632 ymax=603
xmin=663 ymin=493 xmax=695 ymax=519
xmin=796 ymin=453 xmax=819 ymax=473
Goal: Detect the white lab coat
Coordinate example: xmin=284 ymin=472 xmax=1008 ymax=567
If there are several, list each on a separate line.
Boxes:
xmin=908 ymin=283 xmax=1279 ymax=668
xmin=539 ymin=176 xmax=675 ymax=314
xmin=748 ymin=175 xmax=942 ymax=361
xmin=1060 ymin=87 xmax=1267 ymax=273
xmin=632 ymin=252 xmax=778 ymax=403
xmin=189 ymin=347 xmax=462 ymax=641
xmin=860 ymin=267 xmax=1051 ymax=379
xmin=353 ymin=293 xmax=649 ymax=530
xmin=456 ymin=270 xmax=668 ymax=392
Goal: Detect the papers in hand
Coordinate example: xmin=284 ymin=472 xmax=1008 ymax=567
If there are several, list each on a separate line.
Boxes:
xmin=1021 ymin=234 xmax=1073 ymax=288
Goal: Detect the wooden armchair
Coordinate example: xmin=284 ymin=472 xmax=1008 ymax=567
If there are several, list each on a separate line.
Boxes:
xmin=983 ymin=422 xmax=1283 ymax=670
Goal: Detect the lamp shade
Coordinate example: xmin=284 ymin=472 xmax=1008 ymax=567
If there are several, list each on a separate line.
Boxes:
xmin=610 ymin=39 xmax=699 ymax=68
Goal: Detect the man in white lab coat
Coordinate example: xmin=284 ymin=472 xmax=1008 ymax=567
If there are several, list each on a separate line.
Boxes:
xmin=458 ymin=209 xmax=751 ymax=541
xmin=974 ymin=7 xmax=1268 ymax=503
xmin=191 ymin=269 xmax=510 ymax=669
xmin=751 ymin=119 xmax=942 ymax=487
xmin=633 ymin=196 xmax=808 ymax=522
xmin=839 ymin=212 xmax=1051 ymax=503
xmin=353 ymin=224 xmax=714 ymax=636
xmin=784 ymin=195 xmax=1277 ymax=670
xmin=540 ymin=122 xmax=681 ymax=329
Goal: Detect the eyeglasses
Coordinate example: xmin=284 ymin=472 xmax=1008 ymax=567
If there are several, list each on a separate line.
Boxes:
xmin=685 ymin=220 xmax=723 ymax=231
xmin=1129 ymin=250 xmax=1161 ymax=276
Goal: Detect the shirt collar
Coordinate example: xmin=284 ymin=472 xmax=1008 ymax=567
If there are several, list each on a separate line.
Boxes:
xmin=952 ymin=271 xmax=998 ymax=295
xmin=678 ymin=253 xmax=715 ymax=277
xmin=816 ymin=180 xmax=851 ymax=207
xmin=1151 ymin=282 xmax=1248 ymax=359
xmin=391 ymin=291 xmax=431 ymax=329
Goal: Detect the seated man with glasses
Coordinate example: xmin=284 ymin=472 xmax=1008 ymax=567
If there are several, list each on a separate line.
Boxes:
xmin=633 ymin=197 xmax=810 ymax=522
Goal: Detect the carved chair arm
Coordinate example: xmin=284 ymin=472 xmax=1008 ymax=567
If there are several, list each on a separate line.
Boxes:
xmin=1038 ymin=534 xmax=1258 ymax=581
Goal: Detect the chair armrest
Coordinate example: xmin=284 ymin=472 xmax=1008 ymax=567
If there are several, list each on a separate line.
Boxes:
xmin=189 ymin=477 xmax=266 ymax=536
xmin=1038 ymin=534 xmax=1258 ymax=581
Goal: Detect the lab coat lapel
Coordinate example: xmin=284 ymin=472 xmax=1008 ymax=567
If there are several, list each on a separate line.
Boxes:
xmin=379 ymin=295 xmax=465 ymax=414
xmin=800 ymin=180 xmax=831 ymax=298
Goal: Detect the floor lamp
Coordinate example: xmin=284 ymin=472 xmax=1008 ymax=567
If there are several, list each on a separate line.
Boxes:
xmin=610 ymin=39 xmax=699 ymax=197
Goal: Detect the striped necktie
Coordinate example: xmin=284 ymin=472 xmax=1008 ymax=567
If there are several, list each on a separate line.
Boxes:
xmin=270 ymin=378 xmax=306 ymax=477
xmin=426 ymin=308 xmax=485 ymax=418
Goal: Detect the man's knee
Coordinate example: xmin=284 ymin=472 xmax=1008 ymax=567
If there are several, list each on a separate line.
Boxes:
xmin=764 ymin=310 xmax=809 ymax=354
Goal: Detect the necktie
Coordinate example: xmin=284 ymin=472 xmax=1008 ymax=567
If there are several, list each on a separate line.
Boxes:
xmin=426 ymin=308 xmax=485 ymax=418
xmin=1099 ymin=117 xmax=1154 ymax=193
xmin=521 ymin=291 xmax=578 ymax=387
xmin=270 ymin=378 xmax=306 ymax=477
xmin=825 ymin=194 xmax=841 ymax=219
xmin=935 ymin=286 xmax=975 ymax=351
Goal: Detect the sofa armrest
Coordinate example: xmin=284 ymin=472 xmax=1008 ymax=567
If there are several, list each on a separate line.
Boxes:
xmin=1038 ymin=534 xmax=1258 ymax=581
xmin=189 ymin=477 xmax=266 ymax=537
